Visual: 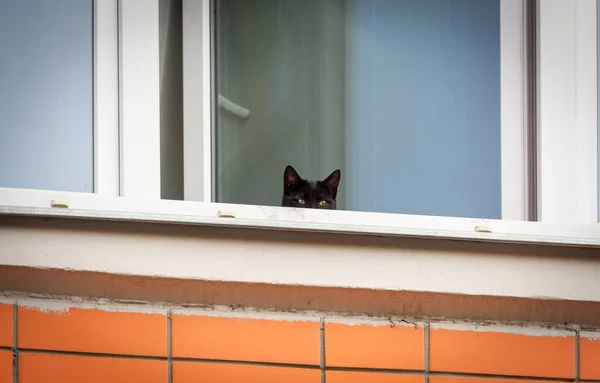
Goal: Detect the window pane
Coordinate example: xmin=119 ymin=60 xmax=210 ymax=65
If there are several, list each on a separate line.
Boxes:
xmin=0 ymin=0 xmax=94 ymax=193
xmin=215 ymin=0 xmax=501 ymax=219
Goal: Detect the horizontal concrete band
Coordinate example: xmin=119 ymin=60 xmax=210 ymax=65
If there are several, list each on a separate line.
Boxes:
xmin=1 ymin=215 xmax=600 ymax=326
xmin=2 ymin=266 xmax=600 ymax=327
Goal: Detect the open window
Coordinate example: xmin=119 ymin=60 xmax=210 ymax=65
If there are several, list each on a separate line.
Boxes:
xmin=183 ymin=0 xmax=533 ymax=221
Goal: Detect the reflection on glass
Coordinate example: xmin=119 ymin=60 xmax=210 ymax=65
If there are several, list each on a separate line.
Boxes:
xmin=0 ymin=1 xmax=94 ymax=193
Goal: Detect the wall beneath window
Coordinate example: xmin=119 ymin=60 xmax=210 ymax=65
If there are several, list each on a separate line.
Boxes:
xmin=0 ymin=0 xmax=94 ymax=193
xmin=1 ymin=298 xmax=598 ymax=382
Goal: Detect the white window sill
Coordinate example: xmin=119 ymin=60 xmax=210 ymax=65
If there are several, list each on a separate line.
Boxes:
xmin=1 ymin=187 xmax=600 ymax=248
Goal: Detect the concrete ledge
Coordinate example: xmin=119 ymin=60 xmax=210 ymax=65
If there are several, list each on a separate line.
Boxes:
xmin=2 ymin=266 xmax=600 ymax=327
xmin=1 ymin=215 xmax=600 ymax=326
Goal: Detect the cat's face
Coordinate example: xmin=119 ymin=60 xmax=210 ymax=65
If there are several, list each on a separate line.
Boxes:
xmin=281 ymin=165 xmax=341 ymax=209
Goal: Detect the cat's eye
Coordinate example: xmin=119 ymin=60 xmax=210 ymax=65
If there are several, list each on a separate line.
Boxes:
xmin=297 ymin=199 xmax=305 ymax=204
xmin=319 ymin=200 xmax=327 ymax=206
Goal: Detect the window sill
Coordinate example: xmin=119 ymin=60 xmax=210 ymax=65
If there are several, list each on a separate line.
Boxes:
xmin=1 ymin=187 xmax=600 ymax=327
xmin=1 ymin=187 xmax=599 ymax=248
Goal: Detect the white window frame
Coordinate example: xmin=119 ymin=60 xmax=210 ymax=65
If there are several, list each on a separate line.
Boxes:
xmin=95 ymin=0 xmax=163 ymax=199
xmin=2 ymin=0 xmax=600 ymax=248
xmin=118 ymin=0 xmax=162 ymax=199
xmin=501 ymin=0 xmax=531 ymax=221
xmin=537 ymin=0 xmax=598 ymax=224
xmin=182 ymin=0 xmax=213 ymax=203
xmin=0 ymin=0 xmax=165 ymax=199
xmin=94 ymin=0 xmax=120 ymax=196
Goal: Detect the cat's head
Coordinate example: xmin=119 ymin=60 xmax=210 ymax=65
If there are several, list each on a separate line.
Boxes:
xmin=281 ymin=165 xmax=341 ymax=209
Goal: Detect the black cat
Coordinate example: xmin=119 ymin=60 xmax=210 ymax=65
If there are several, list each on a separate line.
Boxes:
xmin=281 ymin=165 xmax=341 ymax=209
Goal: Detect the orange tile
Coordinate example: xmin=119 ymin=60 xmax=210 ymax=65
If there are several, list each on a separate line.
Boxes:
xmin=172 ymin=315 xmax=320 ymax=365
xmin=581 ymin=336 xmax=600 ymax=379
xmin=430 ymin=329 xmax=575 ymax=378
xmin=430 ymin=377 xmax=557 ymax=383
xmin=0 ymin=350 xmax=12 ymax=383
xmin=328 ymin=371 xmax=423 ymax=383
xmin=173 ymin=361 xmax=320 ymax=383
xmin=325 ymin=322 xmax=424 ymax=370
xmin=19 ymin=306 xmax=166 ymax=356
xmin=20 ymin=353 xmax=166 ymax=383
xmin=0 ymin=303 xmax=12 ymax=347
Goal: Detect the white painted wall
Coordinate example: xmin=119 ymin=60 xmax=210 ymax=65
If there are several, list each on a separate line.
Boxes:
xmin=1 ymin=214 xmax=600 ymax=304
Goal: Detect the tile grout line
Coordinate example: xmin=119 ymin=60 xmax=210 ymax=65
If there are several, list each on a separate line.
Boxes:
xmin=19 ymin=348 xmax=168 ymax=361
xmin=575 ymin=329 xmax=580 ymax=383
xmin=167 ymin=310 xmax=173 ymax=383
xmin=428 ymin=371 xmax=576 ymax=382
xmin=14 ymin=347 xmax=320 ymax=368
xmin=12 ymin=302 xmax=18 ymax=383
xmin=424 ymin=323 xmax=430 ymax=383
xmin=172 ymin=357 xmax=319 ymax=370
xmin=324 ymin=367 xmax=578 ymax=382
xmin=320 ymin=317 xmax=326 ymax=383
xmin=327 ymin=366 xmax=425 ymax=375
xmin=9 ymin=341 xmax=597 ymax=383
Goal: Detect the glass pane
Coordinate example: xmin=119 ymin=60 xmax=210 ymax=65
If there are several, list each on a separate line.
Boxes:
xmin=215 ymin=0 xmax=501 ymax=219
xmin=0 ymin=0 xmax=94 ymax=193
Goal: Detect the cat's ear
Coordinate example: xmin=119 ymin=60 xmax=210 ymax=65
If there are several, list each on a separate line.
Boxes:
xmin=323 ymin=169 xmax=341 ymax=198
xmin=284 ymin=165 xmax=302 ymax=191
